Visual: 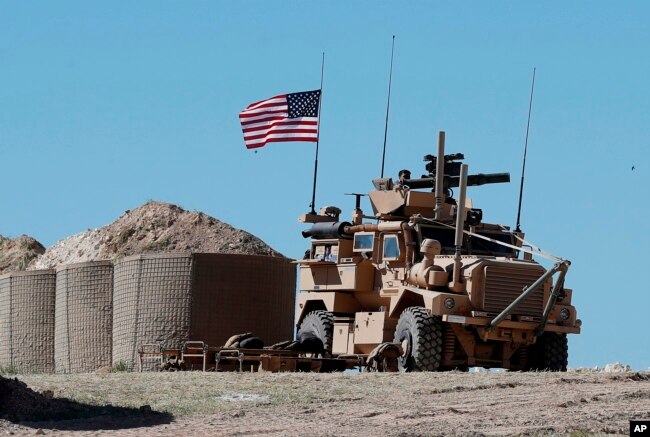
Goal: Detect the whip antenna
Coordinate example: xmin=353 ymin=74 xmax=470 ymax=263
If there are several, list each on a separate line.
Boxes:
xmin=309 ymin=52 xmax=325 ymax=214
xmin=515 ymin=67 xmax=536 ymax=232
xmin=380 ymin=35 xmax=396 ymax=178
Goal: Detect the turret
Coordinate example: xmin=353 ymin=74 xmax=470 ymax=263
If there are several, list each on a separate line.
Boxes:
xmin=368 ymin=132 xmax=510 ymax=222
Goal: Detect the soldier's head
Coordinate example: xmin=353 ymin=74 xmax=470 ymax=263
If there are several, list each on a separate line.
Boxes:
xmin=398 ymin=169 xmax=411 ymax=182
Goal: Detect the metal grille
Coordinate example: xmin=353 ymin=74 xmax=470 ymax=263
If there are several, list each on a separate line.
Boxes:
xmin=442 ymin=323 xmax=456 ymax=361
xmin=0 ymin=270 xmax=56 ymax=373
xmin=483 ymin=264 xmax=545 ymax=317
xmin=55 ymin=261 xmax=113 ymax=373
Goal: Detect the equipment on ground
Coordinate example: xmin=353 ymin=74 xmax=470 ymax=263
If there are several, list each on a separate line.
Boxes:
xmin=137 ymin=341 xmax=362 ymax=373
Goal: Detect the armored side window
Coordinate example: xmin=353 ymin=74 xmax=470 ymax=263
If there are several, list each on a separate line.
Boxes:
xmin=383 ymin=235 xmax=400 ymax=260
xmin=353 ymin=232 xmax=374 ymax=252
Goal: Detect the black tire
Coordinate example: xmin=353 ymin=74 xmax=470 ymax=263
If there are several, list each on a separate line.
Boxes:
xmin=393 ymin=307 xmax=442 ymax=372
xmin=239 ymin=336 xmax=264 ymax=349
xmin=527 ymin=333 xmax=568 ymax=372
xmin=297 ymin=310 xmax=334 ymax=354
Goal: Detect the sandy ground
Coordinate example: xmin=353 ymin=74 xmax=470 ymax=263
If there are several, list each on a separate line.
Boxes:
xmin=1 ymin=370 xmax=648 ymax=436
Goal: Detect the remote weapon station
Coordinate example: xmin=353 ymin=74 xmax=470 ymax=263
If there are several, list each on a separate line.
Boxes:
xmin=296 ymin=132 xmax=581 ymax=371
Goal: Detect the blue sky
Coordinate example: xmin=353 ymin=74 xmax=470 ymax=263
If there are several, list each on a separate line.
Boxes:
xmin=1 ymin=2 xmax=648 ymax=369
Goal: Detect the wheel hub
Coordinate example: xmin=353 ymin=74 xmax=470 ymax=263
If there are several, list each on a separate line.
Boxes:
xmin=400 ymin=338 xmax=410 ymax=357
xmin=397 ymin=331 xmax=412 ymax=370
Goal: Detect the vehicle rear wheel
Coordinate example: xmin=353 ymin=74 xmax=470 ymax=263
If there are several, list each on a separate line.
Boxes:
xmin=527 ymin=333 xmax=568 ymax=371
xmin=297 ymin=310 xmax=334 ymax=355
xmin=393 ymin=307 xmax=442 ymax=371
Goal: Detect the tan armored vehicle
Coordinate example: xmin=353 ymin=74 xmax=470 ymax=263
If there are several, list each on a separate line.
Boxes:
xmin=295 ymin=132 xmax=581 ymax=371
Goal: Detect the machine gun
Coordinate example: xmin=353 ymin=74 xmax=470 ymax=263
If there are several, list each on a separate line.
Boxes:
xmin=402 ymin=153 xmax=510 ymax=190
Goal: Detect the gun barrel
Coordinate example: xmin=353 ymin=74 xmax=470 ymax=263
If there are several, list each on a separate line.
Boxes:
xmin=403 ymin=172 xmax=510 ymax=190
xmin=455 ymin=172 xmax=510 ymax=187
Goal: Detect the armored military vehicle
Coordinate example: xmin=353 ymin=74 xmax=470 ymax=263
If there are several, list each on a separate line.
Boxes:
xmin=295 ymin=132 xmax=580 ymax=371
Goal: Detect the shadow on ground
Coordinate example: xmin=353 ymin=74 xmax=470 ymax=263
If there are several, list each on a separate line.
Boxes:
xmin=0 ymin=376 xmax=173 ymax=431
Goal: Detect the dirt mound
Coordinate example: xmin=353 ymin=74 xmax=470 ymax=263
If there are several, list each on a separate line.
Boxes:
xmin=0 ymin=235 xmax=46 ymax=275
xmin=0 ymin=375 xmax=171 ymax=425
xmin=29 ymin=201 xmax=283 ymax=270
xmin=0 ymin=375 xmax=80 ymax=421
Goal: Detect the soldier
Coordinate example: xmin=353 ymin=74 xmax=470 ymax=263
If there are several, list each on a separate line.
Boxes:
xmin=396 ymin=169 xmax=411 ymax=188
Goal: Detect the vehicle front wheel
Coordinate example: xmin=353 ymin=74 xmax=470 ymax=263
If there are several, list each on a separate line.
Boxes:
xmin=393 ymin=307 xmax=442 ymax=371
xmin=297 ymin=310 xmax=334 ymax=355
xmin=527 ymin=332 xmax=568 ymax=371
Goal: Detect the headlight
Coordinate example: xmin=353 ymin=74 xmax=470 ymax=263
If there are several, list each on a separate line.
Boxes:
xmin=559 ymin=308 xmax=570 ymax=321
xmin=444 ymin=298 xmax=455 ymax=309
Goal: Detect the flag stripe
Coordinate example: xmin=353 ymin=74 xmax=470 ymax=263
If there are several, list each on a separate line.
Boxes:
xmin=240 ymin=115 xmax=287 ymax=127
xmin=245 ymin=135 xmax=318 ymax=148
xmin=244 ymin=95 xmax=286 ymax=110
xmin=244 ymin=128 xmax=318 ymax=141
xmin=242 ymin=119 xmax=318 ymax=133
xmin=244 ymin=101 xmax=287 ymax=111
xmin=239 ymin=108 xmax=288 ymax=119
xmin=243 ymin=119 xmax=318 ymax=136
xmin=244 ymin=129 xmax=318 ymax=142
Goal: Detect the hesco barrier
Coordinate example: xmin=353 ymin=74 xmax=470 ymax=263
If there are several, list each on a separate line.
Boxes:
xmin=0 ymin=270 xmax=56 ymax=373
xmin=112 ymin=254 xmax=194 ymax=370
xmin=190 ymin=253 xmax=296 ymax=347
xmin=112 ymin=253 xmax=296 ymax=370
xmin=55 ymin=261 xmax=113 ymax=373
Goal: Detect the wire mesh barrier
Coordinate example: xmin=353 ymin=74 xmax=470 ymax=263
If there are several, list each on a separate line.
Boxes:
xmin=0 ymin=270 xmax=56 ymax=373
xmin=190 ymin=254 xmax=296 ymax=348
xmin=55 ymin=261 xmax=113 ymax=373
xmin=113 ymin=253 xmax=296 ymax=371
xmin=0 ymin=253 xmax=295 ymax=373
xmin=112 ymin=254 xmax=194 ymax=371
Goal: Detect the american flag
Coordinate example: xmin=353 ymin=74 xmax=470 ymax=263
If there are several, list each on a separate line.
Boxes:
xmin=239 ymin=90 xmax=321 ymax=149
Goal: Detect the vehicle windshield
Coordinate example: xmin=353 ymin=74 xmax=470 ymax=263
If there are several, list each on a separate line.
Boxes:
xmin=469 ymin=232 xmax=515 ymax=256
xmin=417 ymin=225 xmax=458 ymax=255
xmin=416 ymin=225 xmax=516 ymax=257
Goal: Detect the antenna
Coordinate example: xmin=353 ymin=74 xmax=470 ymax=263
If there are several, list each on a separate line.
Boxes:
xmin=380 ymin=35 xmax=396 ymax=178
xmin=515 ymin=67 xmax=536 ymax=232
xmin=309 ymin=52 xmax=325 ymax=214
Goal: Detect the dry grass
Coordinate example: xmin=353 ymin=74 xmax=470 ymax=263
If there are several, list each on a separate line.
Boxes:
xmin=3 ymin=370 xmax=648 ymax=436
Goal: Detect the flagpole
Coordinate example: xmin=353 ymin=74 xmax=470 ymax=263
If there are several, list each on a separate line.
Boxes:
xmin=309 ymin=52 xmax=325 ymax=214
